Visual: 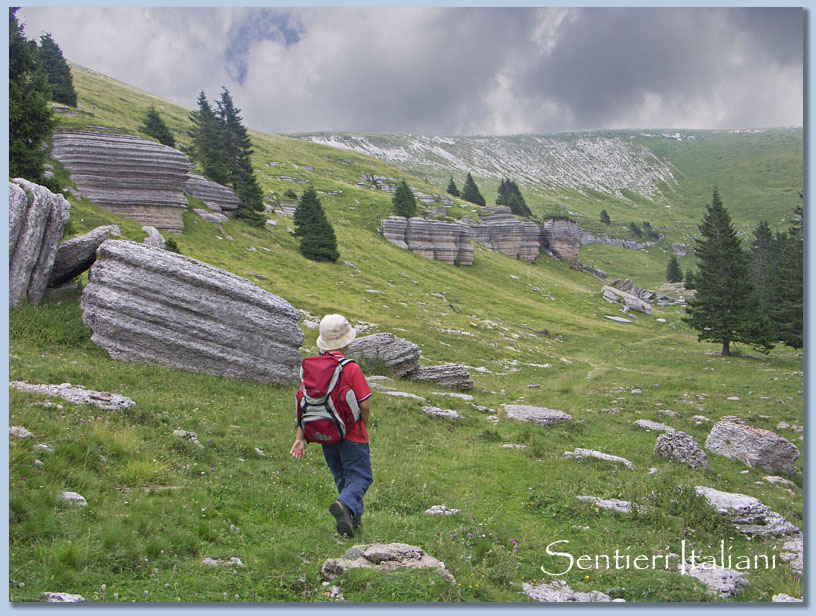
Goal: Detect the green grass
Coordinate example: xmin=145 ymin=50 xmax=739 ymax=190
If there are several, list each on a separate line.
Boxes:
xmin=7 ymin=64 xmax=804 ymax=604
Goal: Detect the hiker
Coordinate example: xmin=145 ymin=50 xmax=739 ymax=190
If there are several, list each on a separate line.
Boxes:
xmin=290 ymin=314 xmax=373 ymax=537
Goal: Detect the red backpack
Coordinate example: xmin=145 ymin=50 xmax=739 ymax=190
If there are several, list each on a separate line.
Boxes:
xmin=296 ymin=354 xmax=361 ymax=444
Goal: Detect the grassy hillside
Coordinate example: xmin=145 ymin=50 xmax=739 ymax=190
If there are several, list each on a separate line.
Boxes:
xmin=8 ymin=65 xmax=803 ymax=603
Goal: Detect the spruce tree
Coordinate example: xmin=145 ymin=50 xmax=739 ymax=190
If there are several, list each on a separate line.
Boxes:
xmin=446 ymin=177 xmax=460 ymax=197
xmin=682 ymin=188 xmax=773 ymax=356
xmin=392 ymin=179 xmax=418 ymax=217
xmin=600 ymin=209 xmax=611 ymax=224
xmin=461 ymin=172 xmax=486 ymax=206
xmin=628 ymin=222 xmax=642 ymax=237
xmin=139 ymin=104 xmax=176 ymax=147
xmin=9 ymin=8 xmax=55 ymax=184
xmin=684 ymin=268 xmax=694 ymax=290
xmin=294 ymin=187 xmax=339 ymax=262
xmin=37 ymin=33 xmax=76 ymax=106
xmin=666 ymin=255 xmax=683 ymax=283
xmin=496 ymin=178 xmax=531 ymax=216
xmin=766 ymin=205 xmax=803 ymax=348
xmin=748 ymin=220 xmax=774 ymax=318
xmin=189 ymin=91 xmax=230 ymax=185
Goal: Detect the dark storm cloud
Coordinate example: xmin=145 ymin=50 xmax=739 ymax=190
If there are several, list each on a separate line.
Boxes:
xmin=225 ymin=9 xmax=303 ymax=84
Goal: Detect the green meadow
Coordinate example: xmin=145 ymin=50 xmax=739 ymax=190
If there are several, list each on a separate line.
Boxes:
xmin=8 ymin=65 xmax=803 ymax=603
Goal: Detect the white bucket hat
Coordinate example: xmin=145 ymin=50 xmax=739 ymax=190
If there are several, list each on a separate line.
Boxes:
xmin=316 ymin=314 xmax=357 ymax=351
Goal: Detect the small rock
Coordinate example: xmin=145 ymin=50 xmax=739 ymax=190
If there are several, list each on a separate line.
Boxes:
xmin=576 ymin=495 xmax=640 ymax=513
xmin=380 ymin=391 xmax=429 ymax=403
xmin=502 ymin=444 xmax=527 ymax=449
xmin=421 ymin=406 xmax=460 ymax=419
xmin=681 ymin=562 xmax=748 ymax=599
xmin=763 ymin=475 xmax=795 ymax=489
xmin=33 ymin=444 xmax=54 ymax=453
xmin=61 ymin=491 xmax=87 ymax=507
xmin=694 ymin=486 xmax=799 ymax=537
xmin=772 ymin=594 xmax=802 ymax=602
xmin=432 ymin=392 xmax=474 ymax=401
xmin=424 ymin=505 xmax=461 ymax=516
xmin=10 ymin=426 xmax=34 ymax=439
xmin=648 ymin=467 xmax=659 ymax=475
xmin=523 ymin=580 xmax=618 ymax=602
xmin=504 ymin=405 xmax=573 ymax=426
xmin=564 ymin=448 xmax=634 ymax=469
xmin=780 ymin=534 xmax=803 ymax=575
xmin=254 ymin=447 xmax=265 ymax=457
xmin=657 ymin=409 xmax=679 ymax=418
xmin=43 ymin=592 xmax=85 ymax=602
xmin=654 ymin=431 xmax=708 ymax=470
xmin=634 ymin=419 xmax=674 ymax=432
xmin=727 ymin=397 xmax=740 ymax=401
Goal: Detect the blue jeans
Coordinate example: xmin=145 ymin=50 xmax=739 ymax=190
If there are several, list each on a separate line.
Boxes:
xmin=322 ymin=440 xmax=373 ymax=524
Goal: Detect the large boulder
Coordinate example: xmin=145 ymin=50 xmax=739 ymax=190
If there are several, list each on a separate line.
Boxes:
xmin=406 ymin=364 xmax=474 ymax=390
xmin=9 ymin=178 xmax=71 ymax=307
xmin=80 ymin=240 xmax=303 ymax=384
xmin=48 ymin=225 xmax=120 ymax=288
xmin=694 ymin=486 xmax=799 ymax=538
xmin=381 ymin=217 xmax=473 ymax=266
xmin=705 ymin=417 xmax=800 ymax=475
xmin=347 ymin=333 xmax=422 ymax=377
xmin=184 ymin=173 xmax=242 ymax=214
xmin=504 ymin=405 xmax=573 ymax=426
xmin=50 ymin=130 xmax=190 ymax=233
xmin=654 ymin=431 xmax=708 ymax=470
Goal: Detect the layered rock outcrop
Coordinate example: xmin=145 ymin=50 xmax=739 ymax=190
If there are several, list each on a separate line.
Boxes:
xmin=184 ymin=173 xmax=242 ymax=214
xmin=48 ymin=225 xmax=120 ymax=288
xmin=50 ymin=130 xmax=190 ymax=233
xmin=602 ymin=285 xmax=653 ymax=314
xmin=694 ymin=486 xmax=799 ymax=538
xmin=705 ymin=418 xmax=800 ymax=475
xmin=471 ymin=208 xmax=540 ymax=261
xmin=347 ymin=333 xmax=422 ymax=377
xmin=540 ymin=218 xmax=582 ymax=262
xmin=9 ymin=178 xmax=71 ymax=307
xmin=80 ymin=240 xmax=303 ymax=384
xmin=405 ymin=364 xmax=474 ymax=391
xmin=381 ymin=217 xmax=473 ymax=266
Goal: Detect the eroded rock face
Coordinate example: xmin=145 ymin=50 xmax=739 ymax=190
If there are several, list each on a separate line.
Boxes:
xmin=654 ymin=431 xmax=708 ymax=470
xmin=80 ymin=240 xmax=303 ymax=384
xmin=321 ymin=543 xmax=454 ymax=582
xmin=184 ymin=173 xmax=242 ymax=213
xmin=504 ymin=405 xmax=573 ymax=426
xmin=780 ymin=535 xmax=803 ymax=575
xmin=471 ymin=209 xmax=540 ymax=261
xmin=406 ymin=364 xmax=474 ymax=390
xmin=694 ymin=486 xmax=799 ymax=537
xmin=9 ymin=179 xmax=71 ymax=307
xmin=540 ymin=218 xmax=582 ymax=263
xmin=705 ymin=417 xmax=800 ymax=475
xmin=347 ymin=333 xmax=422 ymax=377
xmin=602 ymin=285 xmax=652 ymax=314
xmin=48 ymin=225 xmax=120 ymax=288
xmin=50 ymin=130 xmax=190 ymax=233
xmin=142 ymin=226 xmax=165 ymax=249
xmin=381 ymin=217 xmax=473 ymax=266
xmin=523 ymin=581 xmax=617 ymax=603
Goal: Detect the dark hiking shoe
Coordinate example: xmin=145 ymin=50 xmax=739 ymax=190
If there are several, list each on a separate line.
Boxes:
xmin=329 ymin=501 xmax=354 ymax=537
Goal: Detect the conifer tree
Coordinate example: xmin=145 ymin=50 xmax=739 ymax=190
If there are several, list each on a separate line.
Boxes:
xmin=37 ymin=32 xmax=76 ymax=106
xmin=666 ymin=255 xmax=683 ymax=283
xmin=461 ymin=172 xmax=486 ymax=206
xmin=446 ymin=177 xmax=460 ymax=197
xmin=294 ymin=187 xmax=339 ymax=262
xmin=392 ymin=179 xmax=418 ymax=217
xmin=748 ymin=220 xmax=774 ymax=318
xmin=9 ymin=8 xmax=55 ymax=184
xmin=600 ymin=209 xmax=611 ymax=224
xmin=766 ymin=205 xmax=803 ymax=348
xmin=628 ymin=222 xmax=642 ymax=237
xmin=496 ymin=178 xmax=531 ymax=216
xmin=682 ymin=188 xmax=773 ymax=356
xmin=684 ymin=268 xmax=694 ymax=290
xmin=139 ymin=104 xmax=176 ymax=147
xmin=189 ymin=91 xmax=230 ymax=185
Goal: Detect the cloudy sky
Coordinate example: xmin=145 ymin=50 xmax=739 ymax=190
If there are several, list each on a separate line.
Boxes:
xmin=18 ymin=5 xmax=803 ymax=135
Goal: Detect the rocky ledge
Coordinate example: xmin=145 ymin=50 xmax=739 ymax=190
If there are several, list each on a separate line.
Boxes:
xmin=381 ymin=217 xmax=473 ymax=266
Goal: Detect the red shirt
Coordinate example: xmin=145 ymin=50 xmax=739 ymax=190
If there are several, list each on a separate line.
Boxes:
xmin=324 ymin=351 xmax=372 ymax=443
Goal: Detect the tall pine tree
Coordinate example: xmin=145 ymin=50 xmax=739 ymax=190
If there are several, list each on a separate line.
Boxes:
xmin=294 ymin=187 xmax=339 ymax=262
xmin=766 ymin=205 xmax=803 ymax=348
xmin=748 ymin=220 xmax=774 ymax=319
xmin=682 ymin=188 xmax=773 ymax=356
xmin=189 ymin=91 xmax=230 ymax=184
xmin=461 ymin=172 xmax=486 ymax=206
xmin=496 ymin=178 xmax=531 ymax=217
xmin=446 ymin=177 xmax=460 ymax=197
xmin=37 ymin=32 xmax=76 ymax=106
xmin=600 ymin=209 xmax=611 ymax=224
xmin=139 ymin=105 xmax=175 ymax=147
xmin=666 ymin=255 xmax=683 ymax=282
xmin=9 ymin=8 xmax=55 ymax=184
xmin=392 ymin=179 xmax=418 ymax=217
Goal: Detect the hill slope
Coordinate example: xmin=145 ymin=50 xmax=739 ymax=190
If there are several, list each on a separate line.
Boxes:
xmin=8 ymin=64 xmax=804 ymax=604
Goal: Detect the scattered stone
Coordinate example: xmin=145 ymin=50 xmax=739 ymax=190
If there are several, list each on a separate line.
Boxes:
xmin=654 ymin=431 xmax=709 ymax=470
xmin=48 ymin=225 xmax=120 ymax=287
xmin=504 ymin=405 xmax=573 ymax=426
xmin=43 ymin=592 xmax=85 ymax=602
xmin=576 ymin=495 xmax=640 ymax=513
xmin=254 ymin=447 xmax=265 ymax=457
xmin=763 ymin=475 xmax=795 ymax=489
xmin=9 ymin=178 xmax=71 ymax=307
xmin=421 ymin=406 xmax=460 ymax=419
xmin=564 ymin=448 xmax=634 ymax=469
xmin=694 ymin=486 xmax=799 ymax=537
xmin=432 ymin=392 xmax=474 ymax=401
xmin=772 ymin=594 xmax=802 ymax=602
xmin=602 ymin=285 xmax=652 ymax=314
xmin=33 ymin=459 xmax=44 ymax=468
xmin=10 ymin=426 xmax=34 ymax=439
xmin=11 ymin=381 xmax=135 ymax=411
xmin=656 ymin=318 xmax=667 ymax=323
xmin=348 ymin=333 xmax=422 ymax=377
xmin=50 ymin=130 xmax=189 ymax=233
xmin=705 ymin=417 xmax=800 ymax=475
xmin=681 ymin=562 xmax=748 ymax=599
xmin=80 ymin=240 xmax=303 ymax=384
xmin=201 ymin=557 xmax=245 ymax=568
xmin=424 ymin=505 xmax=461 ymax=516
xmin=502 ymin=444 xmax=527 ymax=449
xmin=604 ymin=315 xmax=632 ymax=324
xmin=633 ymin=419 xmax=674 ymax=432
xmin=691 ymin=415 xmax=710 ymax=423
xmin=406 ymin=364 xmax=473 ymax=390
xmin=630 ymin=388 xmax=642 ymax=394
xmin=61 ymin=491 xmax=87 ymax=507
xmin=33 ymin=444 xmax=54 ymax=453
xmin=321 ymin=543 xmax=455 ymax=583
xmin=380 ymin=391 xmax=429 ymax=403
xmin=142 ymin=225 xmax=165 ymax=249
xmin=193 ymin=208 xmax=229 ymax=224
xmin=523 ymin=580 xmax=619 ymax=603
xmin=648 ymin=467 xmax=659 ymax=475
xmin=657 ymin=409 xmax=680 ymax=418
xmin=727 ymin=396 xmax=740 ymax=401
xmin=173 ymin=429 xmax=204 ymax=449
xmin=780 ymin=535 xmax=803 ymax=575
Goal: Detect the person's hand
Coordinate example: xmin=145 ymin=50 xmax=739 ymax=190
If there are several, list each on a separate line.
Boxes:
xmin=290 ymin=438 xmax=306 ymax=459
